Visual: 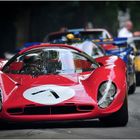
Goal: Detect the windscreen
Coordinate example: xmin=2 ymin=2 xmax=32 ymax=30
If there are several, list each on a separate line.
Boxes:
xmin=3 ymin=48 xmax=98 ymax=76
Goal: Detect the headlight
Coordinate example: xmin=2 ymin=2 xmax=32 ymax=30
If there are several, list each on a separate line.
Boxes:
xmin=97 ymin=81 xmax=117 ymax=108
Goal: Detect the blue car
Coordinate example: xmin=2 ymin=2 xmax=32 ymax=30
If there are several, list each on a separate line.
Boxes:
xmin=106 ymin=47 xmax=133 ymax=67
xmin=45 ymin=30 xmax=136 ymax=94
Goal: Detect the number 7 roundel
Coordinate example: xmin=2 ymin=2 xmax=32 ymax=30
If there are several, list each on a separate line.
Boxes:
xmin=23 ymin=85 xmax=75 ymax=105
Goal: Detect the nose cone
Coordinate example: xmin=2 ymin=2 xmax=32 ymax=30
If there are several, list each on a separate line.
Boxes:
xmin=3 ymin=74 xmax=95 ymax=110
xmin=4 ymin=84 xmax=95 ymax=110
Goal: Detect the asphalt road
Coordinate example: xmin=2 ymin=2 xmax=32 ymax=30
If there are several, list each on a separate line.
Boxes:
xmin=0 ymin=87 xmax=140 ymax=139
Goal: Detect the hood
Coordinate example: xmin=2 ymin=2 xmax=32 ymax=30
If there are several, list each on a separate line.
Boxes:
xmin=3 ymin=73 xmax=94 ymax=108
xmin=9 ymin=74 xmax=79 ymax=86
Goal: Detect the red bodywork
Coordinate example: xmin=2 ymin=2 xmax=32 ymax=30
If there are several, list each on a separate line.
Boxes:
xmin=0 ymin=44 xmax=127 ymax=122
xmin=101 ymin=44 xmax=118 ymax=51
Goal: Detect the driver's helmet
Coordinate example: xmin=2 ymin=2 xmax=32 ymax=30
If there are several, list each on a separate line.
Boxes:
xmin=66 ymin=33 xmax=75 ymax=40
xmin=23 ymin=54 xmax=41 ymax=65
xmin=66 ymin=33 xmax=81 ymax=44
xmin=40 ymin=50 xmax=58 ymax=61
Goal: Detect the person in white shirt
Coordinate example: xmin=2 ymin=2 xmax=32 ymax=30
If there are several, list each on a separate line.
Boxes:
xmin=118 ymin=20 xmax=133 ymax=38
xmin=118 ymin=20 xmax=140 ymax=52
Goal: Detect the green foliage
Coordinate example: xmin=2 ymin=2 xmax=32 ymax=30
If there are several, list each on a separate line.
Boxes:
xmin=7 ymin=1 xmax=140 ymax=41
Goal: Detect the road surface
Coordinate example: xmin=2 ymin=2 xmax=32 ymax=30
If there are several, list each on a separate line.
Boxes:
xmin=0 ymin=87 xmax=140 ymax=139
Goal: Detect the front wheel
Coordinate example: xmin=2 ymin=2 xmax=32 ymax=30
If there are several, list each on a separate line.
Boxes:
xmin=99 ymin=96 xmax=128 ymax=126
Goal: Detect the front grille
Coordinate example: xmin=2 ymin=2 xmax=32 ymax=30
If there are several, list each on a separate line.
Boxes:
xmin=7 ymin=104 xmax=94 ymax=115
xmin=51 ymin=106 xmax=78 ymax=114
xmin=7 ymin=108 xmax=23 ymax=114
xmin=24 ymin=106 xmax=50 ymax=115
xmin=77 ymin=105 xmax=94 ymax=111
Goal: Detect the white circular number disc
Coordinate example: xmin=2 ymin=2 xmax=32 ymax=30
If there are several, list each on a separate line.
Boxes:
xmin=23 ymin=85 xmax=75 ymax=105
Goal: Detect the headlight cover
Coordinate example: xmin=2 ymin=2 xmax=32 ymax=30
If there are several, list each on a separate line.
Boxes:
xmin=97 ymin=81 xmax=117 ymax=109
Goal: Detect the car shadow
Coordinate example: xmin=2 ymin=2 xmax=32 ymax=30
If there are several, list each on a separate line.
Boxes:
xmin=128 ymin=88 xmax=139 ymax=96
xmin=0 ymin=119 xmax=122 ymax=130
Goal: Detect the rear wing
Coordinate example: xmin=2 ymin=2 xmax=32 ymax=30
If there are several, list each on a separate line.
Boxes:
xmin=93 ymin=37 xmax=128 ymax=47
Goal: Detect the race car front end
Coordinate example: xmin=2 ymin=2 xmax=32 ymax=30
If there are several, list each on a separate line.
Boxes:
xmin=0 ymin=44 xmax=128 ymax=126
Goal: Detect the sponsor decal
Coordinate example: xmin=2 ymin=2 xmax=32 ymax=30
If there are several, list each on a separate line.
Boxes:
xmin=23 ymin=85 xmax=75 ymax=105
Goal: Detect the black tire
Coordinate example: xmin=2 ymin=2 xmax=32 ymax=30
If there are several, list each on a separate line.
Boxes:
xmin=136 ymin=72 xmax=140 ymax=86
xmin=0 ymin=119 xmax=6 ymax=123
xmin=99 ymin=96 xmax=128 ymax=126
xmin=128 ymin=83 xmax=136 ymax=94
xmin=0 ymin=119 xmax=9 ymax=129
xmin=0 ymin=101 xmax=8 ymax=126
xmin=0 ymin=100 xmax=2 ymax=112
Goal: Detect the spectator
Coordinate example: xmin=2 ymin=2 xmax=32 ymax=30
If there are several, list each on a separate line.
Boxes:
xmin=118 ymin=20 xmax=133 ymax=38
xmin=84 ymin=21 xmax=93 ymax=29
xmin=118 ymin=20 xmax=140 ymax=52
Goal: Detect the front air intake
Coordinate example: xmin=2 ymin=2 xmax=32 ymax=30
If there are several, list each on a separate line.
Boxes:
xmin=7 ymin=108 xmax=23 ymax=114
xmin=77 ymin=105 xmax=94 ymax=111
xmin=7 ymin=104 xmax=94 ymax=115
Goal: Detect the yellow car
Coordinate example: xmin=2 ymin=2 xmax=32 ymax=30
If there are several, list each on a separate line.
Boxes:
xmin=128 ymin=37 xmax=140 ymax=85
xmin=135 ymin=55 xmax=140 ymax=72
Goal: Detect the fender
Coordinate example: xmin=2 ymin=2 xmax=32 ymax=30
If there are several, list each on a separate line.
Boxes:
xmin=81 ymin=56 xmax=127 ymax=109
xmin=0 ymin=71 xmax=18 ymax=101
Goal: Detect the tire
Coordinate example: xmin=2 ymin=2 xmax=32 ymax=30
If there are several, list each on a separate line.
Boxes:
xmin=0 ymin=100 xmax=2 ymax=112
xmin=99 ymin=96 xmax=128 ymax=126
xmin=136 ymin=72 xmax=140 ymax=86
xmin=0 ymin=101 xmax=7 ymax=125
xmin=128 ymin=83 xmax=136 ymax=94
xmin=0 ymin=118 xmax=7 ymax=124
xmin=127 ymin=61 xmax=136 ymax=94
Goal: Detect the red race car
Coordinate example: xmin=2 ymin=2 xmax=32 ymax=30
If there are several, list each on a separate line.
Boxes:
xmin=0 ymin=43 xmax=128 ymax=126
